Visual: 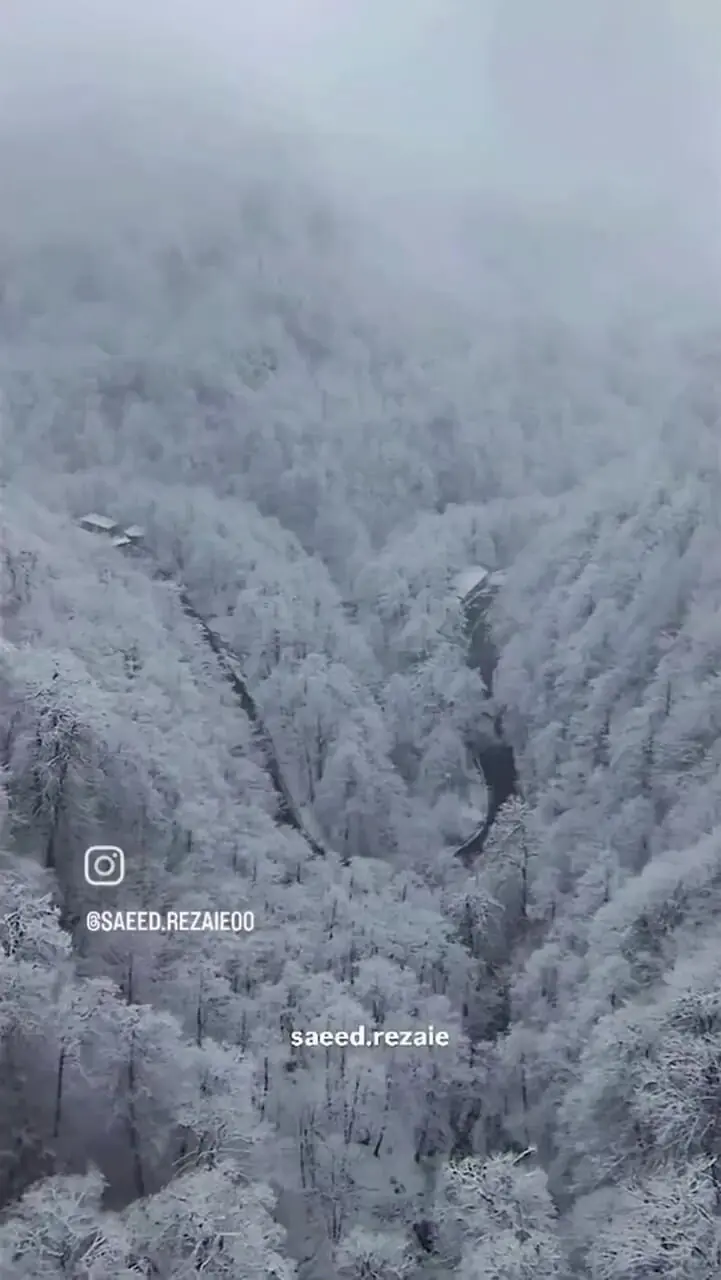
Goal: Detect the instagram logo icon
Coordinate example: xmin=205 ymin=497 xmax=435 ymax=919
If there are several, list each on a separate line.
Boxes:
xmin=84 ymin=846 xmax=125 ymax=886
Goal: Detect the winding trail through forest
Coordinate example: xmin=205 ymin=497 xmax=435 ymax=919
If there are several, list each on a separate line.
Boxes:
xmin=145 ymin=556 xmax=329 ymax=858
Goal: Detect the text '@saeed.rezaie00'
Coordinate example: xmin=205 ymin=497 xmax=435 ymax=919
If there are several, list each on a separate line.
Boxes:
xmin=85 ymin=909 xmax=255 ymax=933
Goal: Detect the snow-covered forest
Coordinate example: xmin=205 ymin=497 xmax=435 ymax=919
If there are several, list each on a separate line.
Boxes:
xmin=2 ymin=2 xmax=721 ymax=1276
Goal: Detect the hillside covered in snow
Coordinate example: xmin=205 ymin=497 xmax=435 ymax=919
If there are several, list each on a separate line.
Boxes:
xmin=2 ymin=3 xmax=721 ymax=1277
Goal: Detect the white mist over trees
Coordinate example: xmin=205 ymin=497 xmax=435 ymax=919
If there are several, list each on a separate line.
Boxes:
xmin=1 ymin=1 xmax=721 ymax=1276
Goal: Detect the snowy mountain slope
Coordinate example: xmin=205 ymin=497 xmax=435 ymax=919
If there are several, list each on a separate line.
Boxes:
xmin=3 ymin=3 xmax=721 ymax=1275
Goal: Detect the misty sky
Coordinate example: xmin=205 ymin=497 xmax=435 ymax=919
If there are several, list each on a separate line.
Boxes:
xmin=1 ymin=0 xmax=719 ymax=259
xmin=246 ymin=0 xmax=721 ymax=212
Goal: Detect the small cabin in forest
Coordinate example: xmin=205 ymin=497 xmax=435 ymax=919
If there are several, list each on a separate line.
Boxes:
xmin=453 ymin=565 xmax=507 ymax=610
xmin=77 ymin=515 xmax=145 ymax=549
xmin=78 ymin=513 xmax=119 ymax=536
